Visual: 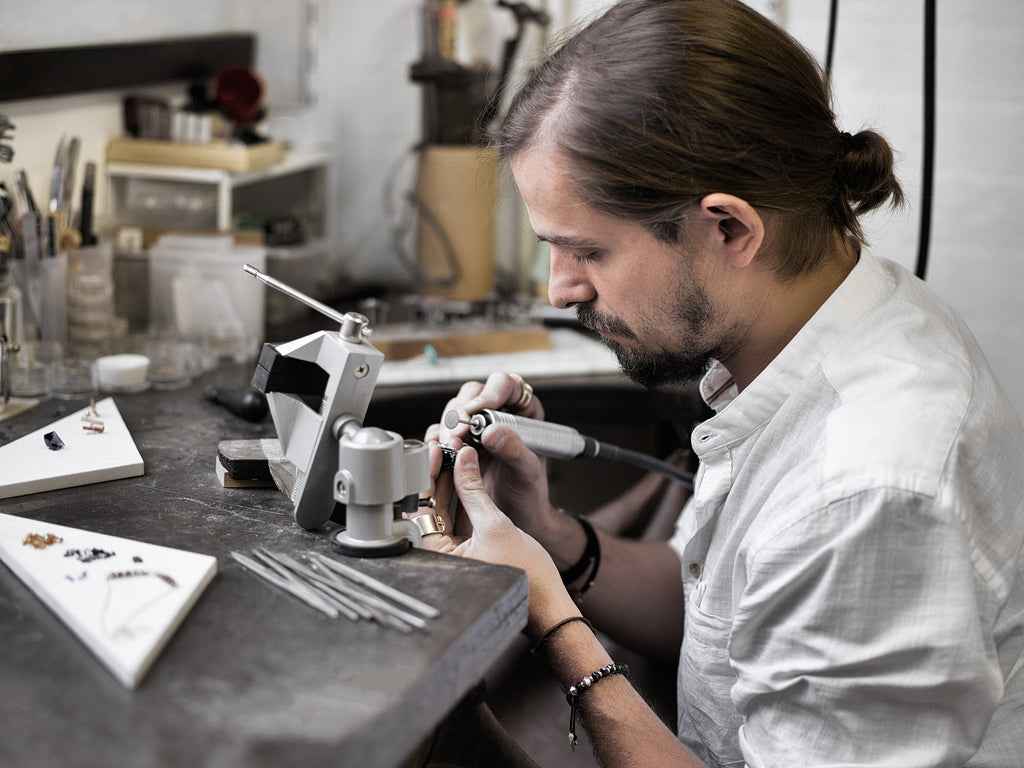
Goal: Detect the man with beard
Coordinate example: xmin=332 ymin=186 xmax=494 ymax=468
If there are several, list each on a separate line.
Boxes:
xmin=414 ymin=1 xmax=1024 ymax=766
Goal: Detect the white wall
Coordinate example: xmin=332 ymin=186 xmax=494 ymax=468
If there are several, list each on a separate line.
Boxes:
xmin=784 ymin=0 xmax=1024 ymax=420
xmin=2 ymin=0 xmax=1021 ymax=416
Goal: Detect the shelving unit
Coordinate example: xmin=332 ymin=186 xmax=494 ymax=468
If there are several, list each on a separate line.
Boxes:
xmin=105 ymin=148 xmax=332 ymax=234
xmin=105 ymin=148 xmax=334 ymax=333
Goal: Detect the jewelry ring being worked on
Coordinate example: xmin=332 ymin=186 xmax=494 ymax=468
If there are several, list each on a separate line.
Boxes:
xmin=411 ymin=513 xmax=446 ymax=537
xmin=509 ymin=373 xmax=534 ymax=412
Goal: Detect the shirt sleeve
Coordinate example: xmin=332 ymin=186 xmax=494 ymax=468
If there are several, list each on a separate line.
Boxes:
xmin=728 ymin=487 xmax=1003 ymax=768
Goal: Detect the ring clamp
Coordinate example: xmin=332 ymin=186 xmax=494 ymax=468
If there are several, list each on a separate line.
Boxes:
xmin=411 ymin=513 xmax=446 ymax=536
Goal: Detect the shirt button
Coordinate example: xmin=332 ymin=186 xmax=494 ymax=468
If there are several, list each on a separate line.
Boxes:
xmin=689 ymin=563 xmax=701 ymax=578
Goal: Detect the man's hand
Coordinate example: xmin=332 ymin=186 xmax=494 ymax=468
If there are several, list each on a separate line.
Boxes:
xmin=419 ymin=446 xmax=580 ymax=636
xmin=424 ymin=372 xmax=556 ymax=535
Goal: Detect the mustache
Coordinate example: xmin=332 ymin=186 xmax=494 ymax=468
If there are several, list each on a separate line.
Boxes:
xmin=575 ymin=302 xmax=637 ymax=340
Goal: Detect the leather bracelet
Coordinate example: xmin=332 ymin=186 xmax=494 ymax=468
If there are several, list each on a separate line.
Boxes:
xmin=559 ymin=514 xmax=600 ymax=593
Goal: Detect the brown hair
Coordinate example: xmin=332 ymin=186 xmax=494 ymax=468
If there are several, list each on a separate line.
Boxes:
xmin=499 ymin=0 xmax=904 ymax=279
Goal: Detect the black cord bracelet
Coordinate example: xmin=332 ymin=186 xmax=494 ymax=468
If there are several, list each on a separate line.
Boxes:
xmin=530 ymin=615 xmax=595 ymax=656
xmin=575 ymin=515 xmax=601 ymax=595
xmin=565 ymin=662 xmax=630 ymax=751
xmin=559 ymin=514 xmax=600 ymax=592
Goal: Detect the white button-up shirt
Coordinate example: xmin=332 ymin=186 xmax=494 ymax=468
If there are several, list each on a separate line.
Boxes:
xmin=669 ymin=250 xmax=1024 ymax=767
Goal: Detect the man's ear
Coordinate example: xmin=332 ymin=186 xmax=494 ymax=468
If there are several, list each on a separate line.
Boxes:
xmin=700 ymin=193 xmax=764 ymax=268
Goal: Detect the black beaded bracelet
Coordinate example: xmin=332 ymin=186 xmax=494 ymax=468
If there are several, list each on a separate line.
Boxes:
xmin=565 ymin=662 xmax=630 ymax=751
xmin=559 ymin=514 xmax=600 ymax=594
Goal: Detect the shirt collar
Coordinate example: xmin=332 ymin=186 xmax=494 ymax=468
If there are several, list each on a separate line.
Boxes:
xmin=695 ymin=249 xmax=893 ymax=442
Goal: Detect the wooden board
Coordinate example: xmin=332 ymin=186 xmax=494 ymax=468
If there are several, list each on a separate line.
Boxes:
xmin=371 ymin=324 xmax=551 ymax=361
xmin=0 ymin=397 xmax=144 ymax=499
xmin=0 ymin=513 xmax=217 ymax=688
xmin=106 ymin=137 xmax=287 ymax=172
xmin=0 ymin=397 xmax=39 ymax=424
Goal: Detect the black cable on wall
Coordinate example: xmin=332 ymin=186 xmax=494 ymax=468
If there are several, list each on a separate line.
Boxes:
xmin=825 ymin=0 xmax=839 ymax=78
xmin=916 ymin=0 xmax=937 ymax=280
xmin=824 ymin=0 xmax=936 ymax=281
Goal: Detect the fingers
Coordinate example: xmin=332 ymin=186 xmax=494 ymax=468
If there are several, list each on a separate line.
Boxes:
xmin=438 ymin=380 xmax=486 ymax=443
xmin=449 ymin=446 xmax=509 ymax=541
xmin=428 ymin=441 xmax=460 ymax=535
xmin=465 ymin=372 xmax=545 ymax=420
xmin=448 ymin=447 xmax=569 ymax=620
xmin=439 ymin=372 xmax=545 ymax=443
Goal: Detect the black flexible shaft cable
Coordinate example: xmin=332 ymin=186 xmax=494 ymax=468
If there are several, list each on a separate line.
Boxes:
xmin=588 ymin=441 xmax=694 ymax=488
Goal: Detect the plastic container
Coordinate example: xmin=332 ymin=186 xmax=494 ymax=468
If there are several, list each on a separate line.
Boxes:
xmin=67 ymin=244 xmax=113 ymax=353
xmin=9 ymin=341 xmax=64 ymax=398
xmin=149 ymin=234 xmax=266 ymax=366
xmin=52 ymin=357 xmax=99 ymax=400
xmin=96 ymin=353 xmax=150 ymax=393
xmin=265 ymin=239 xmax=326 ymax=325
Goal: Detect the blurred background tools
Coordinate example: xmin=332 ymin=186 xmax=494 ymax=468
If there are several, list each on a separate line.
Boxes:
xmin=401 ymin=1 xmax=549 ymax=304
xmin=1 ymin=115 xmax=21 ymax=408
xmin=0 ymin=114 xmax=14 ymax=164
xmin=4 ymin=129 xmax=99 ymax=350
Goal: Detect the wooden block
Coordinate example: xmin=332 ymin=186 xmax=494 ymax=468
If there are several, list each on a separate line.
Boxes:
xmin=215 ymin=439 xmax=294 ymax=494
xmin=371 ymin=325 xmax=551 ymax=361
xmin=217 ymin=438 xmax=281 ymax=481
xmin=215 ymin=458 xmax=276 ymax=488
xmin=0 ymin=397 xmax=40 ymax=425
xmin=106 ymin=137 xmax=287 ymax=172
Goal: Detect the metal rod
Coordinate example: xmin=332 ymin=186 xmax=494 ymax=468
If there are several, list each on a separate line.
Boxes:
xmin=250 ymin=549 xmax=361 ymax=620
xmin=276 ymin=551 xmax=423 ymax=631
xmin=236 ymin=548 xmax=437 ymax=632
xmin=296 ymin=557 xmax=426 ymax=631
xmin=243 ymin=263 xmax=350 ymax=327
xmin=255 ymin=550 xmax=364 ymax=621
xmin=310 ymin=553 xmax=441 ymax=619
xmin=231 ymin=551 xmax=340 ymax=618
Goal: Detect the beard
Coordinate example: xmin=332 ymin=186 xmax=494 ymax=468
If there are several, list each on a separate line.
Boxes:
xmin=575 ymin=280 xmax=720 ymax=388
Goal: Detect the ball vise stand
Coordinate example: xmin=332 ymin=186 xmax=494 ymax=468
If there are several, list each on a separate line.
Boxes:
xmin=244 ymin=265 xmax=429 ymax=556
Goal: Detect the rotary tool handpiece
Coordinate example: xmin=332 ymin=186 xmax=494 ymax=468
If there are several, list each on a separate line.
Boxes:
xmin=444 ymin=408 xmax=695 ymax=487
xmin=449 ymin=408 xmax=597 ymax=461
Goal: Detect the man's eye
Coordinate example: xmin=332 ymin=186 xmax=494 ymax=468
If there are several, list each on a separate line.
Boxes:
xmin=572 ymin=251 xmax=600 ymax=263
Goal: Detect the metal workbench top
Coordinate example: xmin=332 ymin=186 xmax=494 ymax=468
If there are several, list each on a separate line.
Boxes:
xmin=0 ymin=364 xmax=528 ymax=768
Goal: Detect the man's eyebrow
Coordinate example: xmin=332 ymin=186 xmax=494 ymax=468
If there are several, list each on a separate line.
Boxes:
xmin=536 ymin=234 xmax=599 ymax=248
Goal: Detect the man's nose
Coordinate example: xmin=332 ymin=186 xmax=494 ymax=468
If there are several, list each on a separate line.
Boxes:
xmin=546 ymin=250 xmax=596 ymax=309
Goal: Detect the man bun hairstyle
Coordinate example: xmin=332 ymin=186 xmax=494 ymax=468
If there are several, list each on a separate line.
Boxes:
xmin=499 ymin=0 xmax=904 ymax=279
xmin=834 ymin=129 xmax=905 ymax=241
